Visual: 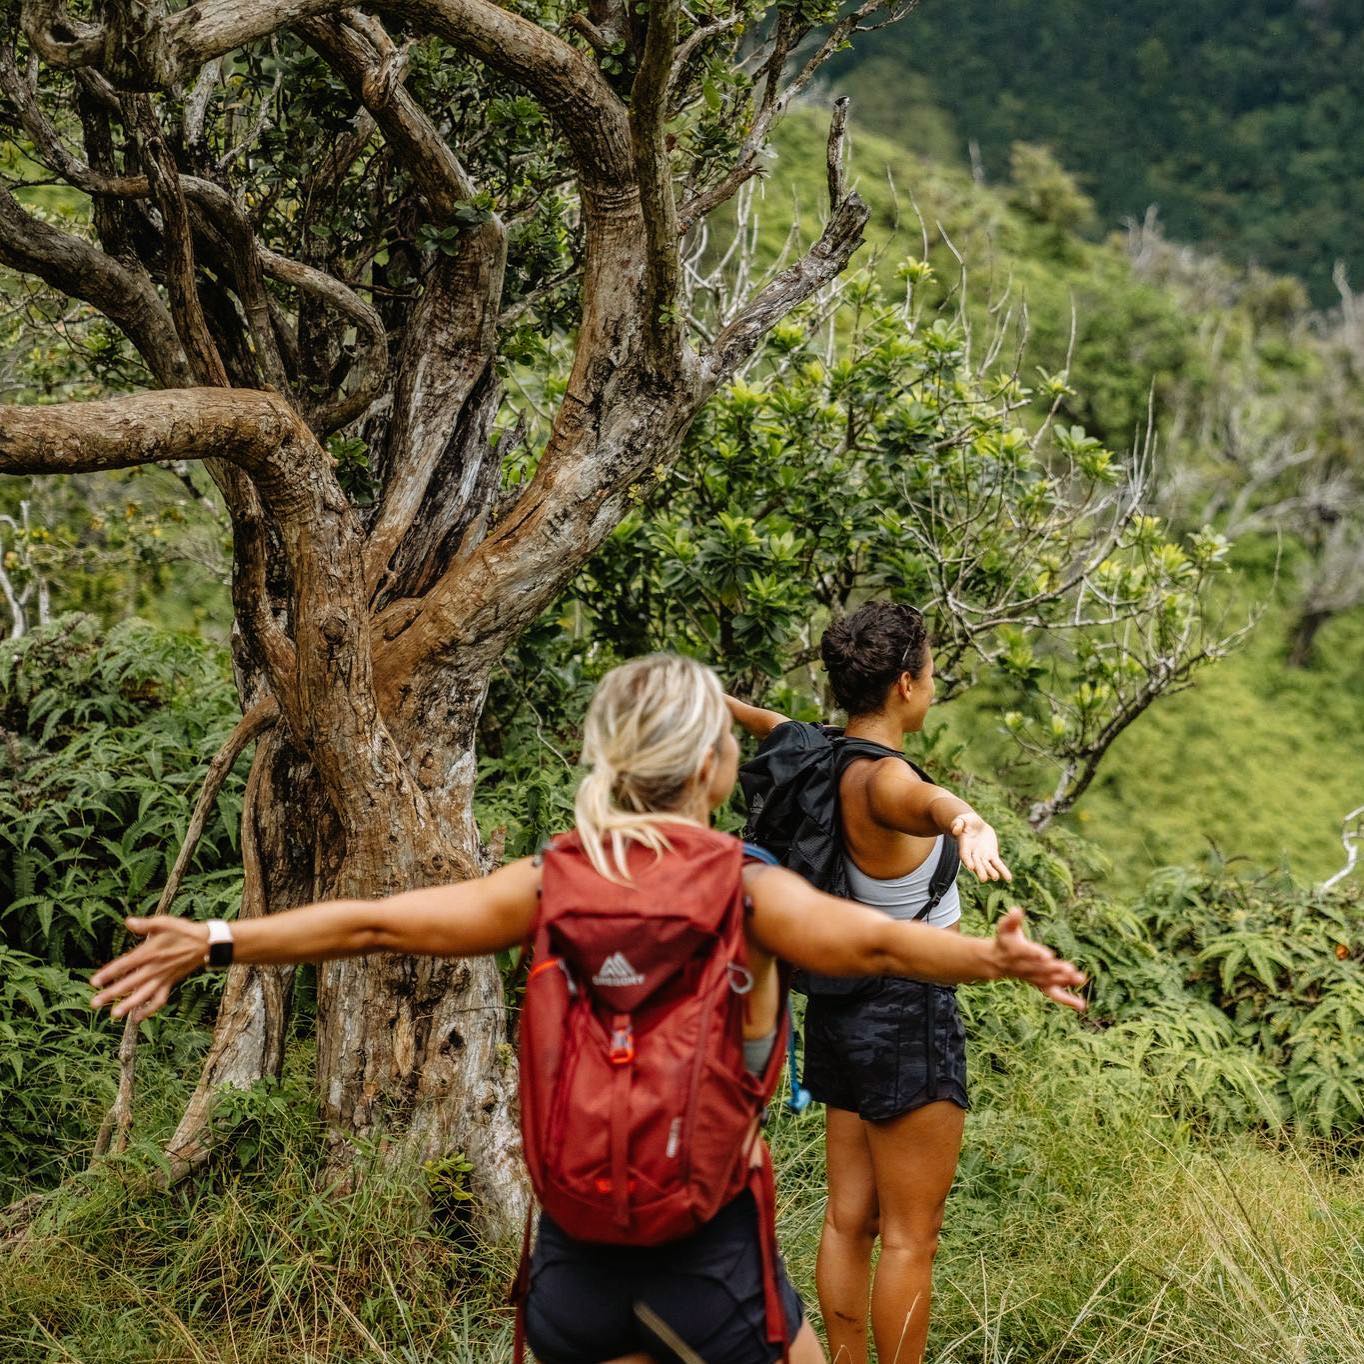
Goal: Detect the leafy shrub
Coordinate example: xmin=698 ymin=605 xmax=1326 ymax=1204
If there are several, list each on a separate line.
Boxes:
xmin=0 ymin=615 xmax=244 ymax=1191
xmin=956 ymin=811 xmax=1364 ymax=1137
xmin=0 ymin=946 xmax=114 ymax=1196
xmin=0 ymin=614 xmax=244 ymax=971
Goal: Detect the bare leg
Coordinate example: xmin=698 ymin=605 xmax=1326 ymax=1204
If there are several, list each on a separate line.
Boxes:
xmin=815 ymin=1107 xmax=879 ymax=1364
xmin=791 ymin=1318 xmax=829 ymax=1363
xmin=864 ymin=1101 xmax=966 ymax=1364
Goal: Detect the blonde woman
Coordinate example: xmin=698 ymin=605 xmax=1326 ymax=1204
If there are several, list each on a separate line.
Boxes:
xmin=91 ymin=654 xmax=1085 ymax=1364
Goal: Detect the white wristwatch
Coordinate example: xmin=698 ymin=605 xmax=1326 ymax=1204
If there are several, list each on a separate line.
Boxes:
xmin=203 ymin=919 xmax=235 ymax=968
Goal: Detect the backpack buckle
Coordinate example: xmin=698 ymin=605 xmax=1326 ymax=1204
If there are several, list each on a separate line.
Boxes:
xmin=609 ymin=1021 xmax=634 ymax=1065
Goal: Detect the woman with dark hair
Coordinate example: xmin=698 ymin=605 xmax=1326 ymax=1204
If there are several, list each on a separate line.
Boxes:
xmin=728 ymin=602 xmax=1011 ymax=1364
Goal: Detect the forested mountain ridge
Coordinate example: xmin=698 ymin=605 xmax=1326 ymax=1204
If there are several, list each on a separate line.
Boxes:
xmin=828 ymin=0 xmax=1364 ymax=304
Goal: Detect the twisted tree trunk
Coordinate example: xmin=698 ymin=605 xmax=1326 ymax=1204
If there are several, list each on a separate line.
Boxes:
xmin=2 ymin=0 xmax=875 ymax=1236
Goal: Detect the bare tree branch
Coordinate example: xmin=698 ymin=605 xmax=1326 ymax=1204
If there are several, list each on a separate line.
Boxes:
xmin=707 ymin=193 xmax=870 ymax=378
xmin=1321 ymin=805 xmax=1364 ymax=893
xmin=0 ymin=181 xmax=189 ymax=386
xmin=300 ymin=13 xmax=477 ymax=218
xmin=130 ymin=96 xmax=230 ymax=386
xmin=630 ymin=0 xmax=683 ymax=369
xmin=298 ymin=11 xmax=509 ymax=600
xmin=23 ymin=0 xmax=634 ymax=191
xmin=0 ymin=389 xmax=420 ymax=840
xmin=91 ymin=694 xmax=281 ymax=1158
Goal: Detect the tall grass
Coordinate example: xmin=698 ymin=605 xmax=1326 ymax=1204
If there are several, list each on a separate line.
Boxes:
xmin=770 ymin=1013 xmax=1364 ymax=1363
xmin=5 ymin=1031 xmax=1362 ymax=1363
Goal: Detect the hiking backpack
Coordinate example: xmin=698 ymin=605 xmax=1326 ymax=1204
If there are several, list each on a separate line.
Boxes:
xmin=739 ymin=720 xmax=960 ymax=996
xmin=514 ymin=822 xmax=791 ymax=1356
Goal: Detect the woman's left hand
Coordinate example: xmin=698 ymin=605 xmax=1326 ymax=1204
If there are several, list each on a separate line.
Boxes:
xmin=91 ymin=916 xmax=209 ymax=1022
xmin=950 ymin=813 xmax=1013 ymax=882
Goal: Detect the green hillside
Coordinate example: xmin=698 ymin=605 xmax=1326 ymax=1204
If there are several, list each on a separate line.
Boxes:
xmin=825 ymin=0 xmax=1364 ymax=305
xmin=749 ymin=109 xmax=1364 ymax=888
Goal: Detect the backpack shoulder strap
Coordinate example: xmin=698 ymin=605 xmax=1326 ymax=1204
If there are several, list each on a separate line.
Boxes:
xmin=741 ymin=841 xmax=780 ymax=867
xmin=913 ymin=835 xmax=961 ymax=921
xmin=834 ymin=736 xmax=935 ymax=783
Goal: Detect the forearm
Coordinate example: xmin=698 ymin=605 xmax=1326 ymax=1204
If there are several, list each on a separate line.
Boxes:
xmin=226 ymin=898 xmax=385 ymax=965
xmin=724 ymin=693 xmax=791 ymax=739
xmin=852 ymin=916 xmax=1002 ymax=985
xmin=924 ymin=788 xmax=976 ymax=835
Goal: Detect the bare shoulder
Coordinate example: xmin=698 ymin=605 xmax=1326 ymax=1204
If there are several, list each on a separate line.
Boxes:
xmin=858 ymin=750 xmax=919 ymax=799
xmin=741 ymin=860 xmax=805 ymax=905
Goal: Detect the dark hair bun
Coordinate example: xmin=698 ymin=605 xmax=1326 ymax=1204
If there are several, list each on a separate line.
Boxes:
xmin=820 ymin=602 xmax=928 ymax=716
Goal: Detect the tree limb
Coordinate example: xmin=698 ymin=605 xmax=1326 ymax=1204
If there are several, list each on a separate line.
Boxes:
xmin=299 ymin=11 xmax=509 ymax=599
xmin=129 ymin=96 xmax=230 ymax=387
xmin=254 ymin=243 xmax=389 ymax=435
xmin=0 ymin=389 xmax=420 ymax=839
xmin=629 ymin=0 xmax=683 ymax=370
xmin=0 ymin=181 xmax=190 ymax=387
xmin=24 ymin=0 xmax=634 ymax=194
xmin=300 ymin=12 xmax=477 ymax=218
xmin=707 ymin=190 xmax=870 ymax=379
xmin=91 ymin=694 xmax=280 ymax=1157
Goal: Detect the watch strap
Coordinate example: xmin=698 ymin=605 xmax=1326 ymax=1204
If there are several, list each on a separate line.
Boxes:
xmin=204 ymin=918 xmax=234 ymax=968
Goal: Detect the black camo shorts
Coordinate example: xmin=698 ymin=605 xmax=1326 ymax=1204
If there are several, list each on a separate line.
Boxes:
xmin=803 ymin=977 xmax=969 ymax=1121
xmin=525 ymin=1191 xmax=804 ymax=1364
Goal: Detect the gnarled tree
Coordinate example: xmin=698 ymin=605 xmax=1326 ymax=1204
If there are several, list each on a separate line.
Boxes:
xmin=0 ymin=0 xmax=897 ymax=1233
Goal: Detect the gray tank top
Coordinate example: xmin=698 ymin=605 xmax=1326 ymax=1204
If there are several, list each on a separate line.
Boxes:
xmin=844 ymin=835 xmax=962 ymax=929
xmin=743 ymin=1030 xmax=777 ymax=1076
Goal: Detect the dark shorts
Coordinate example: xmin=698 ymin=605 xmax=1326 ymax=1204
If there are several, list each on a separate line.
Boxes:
xmin=803 ymin=977 xmax=970 ymax=1122
xmin=525 ymin=1190 xmax=804 ymax=1364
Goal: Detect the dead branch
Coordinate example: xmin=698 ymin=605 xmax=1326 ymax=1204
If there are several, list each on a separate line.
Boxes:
xmin=1321 ymin=805 xmax=1364 ymax=893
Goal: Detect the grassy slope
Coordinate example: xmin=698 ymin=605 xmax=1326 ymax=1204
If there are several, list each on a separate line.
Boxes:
xmin=754 ymin=107 xmax=1364 ymax=889
xmin=1060 ymin=591 xmax=1364 ymax=885
xmin=7 ymin=1026 xmax=1363 ymax=1363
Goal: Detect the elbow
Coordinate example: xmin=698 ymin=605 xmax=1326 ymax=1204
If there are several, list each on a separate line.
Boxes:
xmin=850 ymin=922 xmax=900 ymax=978
xmin=351 ymin=904 xmax=394 ymax=954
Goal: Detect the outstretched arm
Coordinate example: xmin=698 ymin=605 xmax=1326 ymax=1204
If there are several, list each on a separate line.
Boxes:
xmin=866 ymin=760 xmax=1012 ymax=883
xmin=91 ymin=858 xmax=541 ymax=1022
xmin=745 ymin=864 xmax=1086 ymax=1010
xmin=724 ymin=693 xmax=792 ymax=739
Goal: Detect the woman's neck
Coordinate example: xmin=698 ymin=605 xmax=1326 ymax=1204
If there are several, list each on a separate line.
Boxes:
xmin=842 ymin=713 xmax=905 ymax=750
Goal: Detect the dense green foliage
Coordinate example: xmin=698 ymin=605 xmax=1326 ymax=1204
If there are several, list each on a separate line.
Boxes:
xmin=736 ymin=110 xmax=1363 ymax=880
xmin=828 ymin=0 xmax=1364 ymax=305
xmin=0 ymin=617 xmax=242 ymax=1196
xmin=583 ymin=266 xmax=1237 ymax=825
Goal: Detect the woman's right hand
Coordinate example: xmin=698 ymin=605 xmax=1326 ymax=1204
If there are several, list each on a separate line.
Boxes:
xmin=989 ymin=906 xmax=1088 ymax=1010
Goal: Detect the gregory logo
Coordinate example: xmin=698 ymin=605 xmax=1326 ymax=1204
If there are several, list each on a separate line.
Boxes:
xmin=593 ymin=952 xmax=645 ymax=988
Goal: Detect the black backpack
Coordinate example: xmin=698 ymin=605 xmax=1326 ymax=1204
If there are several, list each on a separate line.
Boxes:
xmin=739 ymin=721 xmax=960 ymax=996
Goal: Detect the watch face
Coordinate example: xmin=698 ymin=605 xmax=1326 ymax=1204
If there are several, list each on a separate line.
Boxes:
xmin=207 ymin=937 xmax=234 ymax=968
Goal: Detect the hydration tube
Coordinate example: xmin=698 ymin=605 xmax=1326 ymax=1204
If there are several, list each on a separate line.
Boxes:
xmin=785 ymin=1025 xmax=812 ymax=1114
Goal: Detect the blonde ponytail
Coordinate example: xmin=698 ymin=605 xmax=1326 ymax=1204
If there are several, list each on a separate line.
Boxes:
xmin=574 ymin=654 xmax=730 ymax=883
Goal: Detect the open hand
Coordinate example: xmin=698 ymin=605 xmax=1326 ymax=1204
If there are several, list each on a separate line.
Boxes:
xmin=990 ymin=906 xmax=1087 ymax=1011
xmin=950 ymin=813 xmax=1013 ymax=882
xmin=91 ymin=916 xmax=209 ymax=1023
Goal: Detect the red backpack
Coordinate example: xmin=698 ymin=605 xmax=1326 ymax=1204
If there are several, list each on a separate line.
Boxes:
xmin=514 ymin=822 xmax=790 ymax=1354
